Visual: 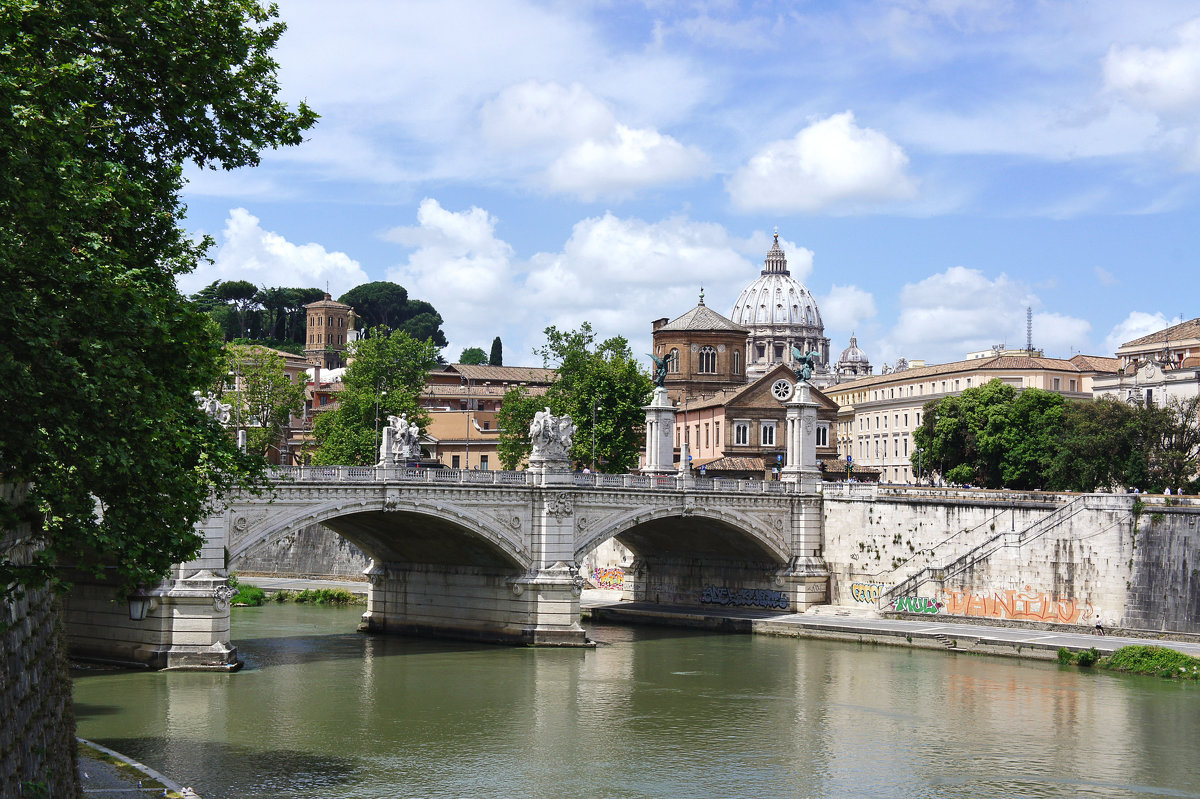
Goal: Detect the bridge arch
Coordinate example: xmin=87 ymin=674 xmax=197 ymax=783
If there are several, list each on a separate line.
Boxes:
xmin=229 ymin=496 xmax=530 ymax=572
xmin=574 ymin=504 xmax=790 ymax=565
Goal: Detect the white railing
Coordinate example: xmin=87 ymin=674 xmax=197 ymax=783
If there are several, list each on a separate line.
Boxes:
xmin=265 ymin=465 xmax=808 ymax=494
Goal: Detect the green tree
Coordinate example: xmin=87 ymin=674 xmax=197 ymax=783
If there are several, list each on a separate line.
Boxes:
xmin=534 ymin=323 xmax=653 ymax=473
xmin=489 ymin=336 xmax=504 ymax=366
xmin=1147 ymin=396 xmax=1200 ymax=493
xmin=218 ymin=345 xmax=307 ymax=458
xmin=1047 ymin=398 xmax=1144 ymax=492
xmin=459 ymin=347 xmax=488 ymax=365
xmin=0 ymin=0 xmax=315 ymax=598
xmin=217 ymin=279 xmax=260 ymax=337
xmin=311 ymin=329 xmax=439 ymax=465
xmin=496 ymin=386 xmax=545 ymax=470
xmin=994 ymin=388 xmax=1065 ymax=490
xmin=913 ymin=379 xmax=1017 ymax=487
xmin=339 ymin=281 xmax=409 ymax=329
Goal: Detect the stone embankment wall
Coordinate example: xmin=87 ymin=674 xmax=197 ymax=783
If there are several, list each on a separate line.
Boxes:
xmin=823 ymin=484 xmax=1200 ymax=634
xmin=232 ymin=521 xmax=370 ymax=580
xmin=1 ymin=483 xmax=81 ymax=798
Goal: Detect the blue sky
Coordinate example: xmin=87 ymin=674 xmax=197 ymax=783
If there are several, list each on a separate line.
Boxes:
xmin=178 ymin=0 xmax=1200 ymax=368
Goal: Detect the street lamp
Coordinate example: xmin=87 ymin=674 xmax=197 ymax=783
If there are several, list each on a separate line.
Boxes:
xmin=373 ymin=382 xmax=386 ymax=465
xmin=591 ymin=399 xmax=599 ymax=472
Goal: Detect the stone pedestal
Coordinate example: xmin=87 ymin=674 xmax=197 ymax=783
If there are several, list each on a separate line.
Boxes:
xmin=641 ymin=387 xmax=676 ymax=475
xmin=528 ymin=456 xmax=573 ymax=486
xmin=781 ymin=382 xmax=820 ymax=491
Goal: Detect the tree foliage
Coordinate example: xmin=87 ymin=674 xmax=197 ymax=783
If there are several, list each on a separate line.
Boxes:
xmin=496 ymin=323 xmax=652 ymax=472
xmin=338 ymin=281 xmax=448 ymax=349
xmin=459 ymin=347 xmax=487 ymax=365
xmin=915 ymin=380 xmax=1200 ymax=492
xmin=310 ymin=329 xmax=439 ymax=465
xmin=0 ymin=0 xmax=316 ymax=597
xmin=216 ymin=345 xmax=307 ymax=459
xmin=489 ymin=336 xmax=503 ymax=366
xmin=496 ymin=386 xmax=544 ymax=470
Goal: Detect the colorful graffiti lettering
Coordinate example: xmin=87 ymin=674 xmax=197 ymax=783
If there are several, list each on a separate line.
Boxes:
xmin=891 ymin=596 xmax=940 ymax=614
xmin=940 ymin=586 xmax=1093 ymax=624
xmin=700 ymin=586 xmax=789 ymax=610
xmin=591 ymin=567 xmax=624 ymax=590
xmin=850 ymin=582 xmax=885 ymax=603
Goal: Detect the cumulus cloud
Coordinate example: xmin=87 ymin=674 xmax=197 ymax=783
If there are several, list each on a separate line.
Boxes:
xmin=1104 ymin=18 xmax=1200 ymax=118
xmin=480 ymin=80 xmax=709 ymax=199
xmin=728 ymin=111 xmax=918 ymax=213
xmin=1102 ymin=311 xmax=1177 ymax=355
xmin=178 ymin=208 xmax=369 ymax=296
xmin=545 ymin=124 xmax=709 ymax=200
xmin=882 ymin=266 xmax=1089 ymax=364
xmin=382 ymin=199 xmax=517 ymax=352
xmin=820 ymin=285 xmax=878 ymax=331
xmin=480 ymin=81 xmax=615 ymax=149
xmin=1094 ymin=266 xmax=1118 ymax=286
xmin=1105 ymin=17 xmax=1200 ymax=170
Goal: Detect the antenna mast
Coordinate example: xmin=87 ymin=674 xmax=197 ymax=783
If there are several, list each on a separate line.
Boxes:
xmin=1026 ymin=306 xmax=1033 ymax=353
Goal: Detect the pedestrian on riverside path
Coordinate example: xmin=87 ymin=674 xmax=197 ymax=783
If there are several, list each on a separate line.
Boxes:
xmin=1094 ymin=614 xmax=1104 ymax=636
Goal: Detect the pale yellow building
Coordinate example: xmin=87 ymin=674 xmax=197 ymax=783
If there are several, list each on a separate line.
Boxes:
xmin=824 ymin=353 xmax=1119 ymax=484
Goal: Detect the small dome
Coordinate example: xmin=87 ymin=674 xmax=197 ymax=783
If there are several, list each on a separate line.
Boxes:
xmin=839 ymin=335 xmax=869 ymax=364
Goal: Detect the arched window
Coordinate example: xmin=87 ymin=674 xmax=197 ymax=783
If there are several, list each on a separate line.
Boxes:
xmin=698 ymin=346 xmax=717 ymax=374
xmin=733 ymin=350 xmax=741 ymax=374
xmin=668 ymin=348 xmax=680 ymax=373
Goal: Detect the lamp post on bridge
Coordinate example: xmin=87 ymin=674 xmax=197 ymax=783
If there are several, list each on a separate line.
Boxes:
xmin=373 ymin=381 xmax=386 ymax=465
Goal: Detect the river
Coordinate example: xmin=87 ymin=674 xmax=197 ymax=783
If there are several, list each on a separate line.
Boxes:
xmin=73 ymin=603 xmax=1200 ymax=798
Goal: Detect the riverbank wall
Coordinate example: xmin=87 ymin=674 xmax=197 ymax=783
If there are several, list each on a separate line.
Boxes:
xmin=822 ymin=487 xmax=1200 ymax=636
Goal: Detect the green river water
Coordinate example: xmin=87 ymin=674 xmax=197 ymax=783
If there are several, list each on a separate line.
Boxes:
xmin=73 ymin=603 xmax=1200 ymax=799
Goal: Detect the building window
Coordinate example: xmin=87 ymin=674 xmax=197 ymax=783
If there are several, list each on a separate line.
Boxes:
xmin=904 ymin=438 xmax=909 ymax=456
xmin=735 ymin=421 xmax=750 ymax=446
xmin=667 ymin=348 xmax=679 ymax=373
xmin=916 ymin=412 xmax=921 ymax=425
xmin=480 ymin=455 xmax=489 ymax=470
xmin=757 ymin=344 xmax=766 ymax=360
xmin=452 ymin=455 xmax=460 ymax=469
xmin=698 ymin=346 xmax=717 ymax=373
xmin=733 ymin=351 xmax=741 ymax=374
xmin=1053 ymin=377 xmax=1061 ymax=390
xmin=704 ymin=424 xmax=710 ymax=448
xmin=1069 ymin=379 xmax=1077 ymax=391
xmin=761 ymin=422 xmax=776 ymax=447
xmin=816 ymin=424 xmax=828 ymax=447
xmin=774 ymin=345 xmax=784 ymax=362
xmin=483 ymin=421 xmax=490 ymax=430
xmin=903 ymin=413 xmax=908 ymax=427
xmin=715 ymin=422 xmax=721 ymax=447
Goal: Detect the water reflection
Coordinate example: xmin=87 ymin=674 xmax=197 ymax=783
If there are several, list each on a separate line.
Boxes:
xmin=73 ymin=606 xmax=1200 ymax=799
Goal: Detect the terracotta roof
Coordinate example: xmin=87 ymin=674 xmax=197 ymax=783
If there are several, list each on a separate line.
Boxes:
xmin=1121 ymin=317 xmax=1200 ymax=349
xmin=826 ymin=353 xmax=1115 ymax=393
xmin=435 ymin=364 xmax=557 ymax=384
xmin=657 ymin=301 xmax=748 ymax=333
xmin=1069 ymin=353 xmax=1121 ymax=373
xmin=303 ymin=292 xmax=352 ymax=310
xmin=696 ymin=455 xmax=764 ymax=472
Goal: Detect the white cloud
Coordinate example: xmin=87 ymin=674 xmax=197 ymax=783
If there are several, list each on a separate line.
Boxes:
xmin=1103 ymin=311 xmax=1177 ymax=355
xmin=728 ymin=111 xmax=918 ymax=212
xmin=382 ymin=199 xmax=517 ymax=353
xmin=820 ymin=285 xmax=878 ymax=331
xmin=1104 ymin=18 xmax=1200 ymax=118
xmin=1104 ymin=17 xmax=1200 ymax=171
xmin=882 ymin=266 xmax=1088 ymax=364
xmin=545 ymin=124 xmax=709 ymax=200
xmin=1094 ymin=266 xmax=1119 ymax=286
xmin=480 ymin=81 xmax=616 ymax=150
xmin=178 ymin=208 xmax=369 ymax=296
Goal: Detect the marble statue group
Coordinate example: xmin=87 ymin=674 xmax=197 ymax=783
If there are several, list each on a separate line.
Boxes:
xmin=529 ymin=407 xmax=576 ymax=462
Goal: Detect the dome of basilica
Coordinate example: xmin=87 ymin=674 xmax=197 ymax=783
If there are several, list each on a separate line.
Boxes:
xmin=729 ymin=231 xmax=831 ymax=382
xmin=730 ymin=233 xmax=823 ymax=329
xmin=839 ymin=335 xmax=869 ymax=364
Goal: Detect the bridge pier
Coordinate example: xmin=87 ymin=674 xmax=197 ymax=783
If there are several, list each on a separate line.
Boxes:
xmin=358 ymin=560 xmax=588 ymax=646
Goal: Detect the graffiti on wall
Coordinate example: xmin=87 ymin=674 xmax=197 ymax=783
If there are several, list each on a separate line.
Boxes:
xmin=891 ymin=596 xmax=941 ymax=614
xmin=940 ymin=587 xmax=1093 ymax=624
xmin=850 ymin=582 xmax=885 ymax=603
xmin=591 ymin=567 xmax=624 ymax=590
xmin=700 ymin=586 xmax=789 ymax=610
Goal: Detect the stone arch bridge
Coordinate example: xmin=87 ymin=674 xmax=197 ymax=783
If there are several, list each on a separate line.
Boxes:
xmin=70 ymin=466 xmax=828 ymax=670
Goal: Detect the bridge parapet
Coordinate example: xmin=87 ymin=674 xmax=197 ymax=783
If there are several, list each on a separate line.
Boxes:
xmin=267 ymin=466 xmax=805 ymax=495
